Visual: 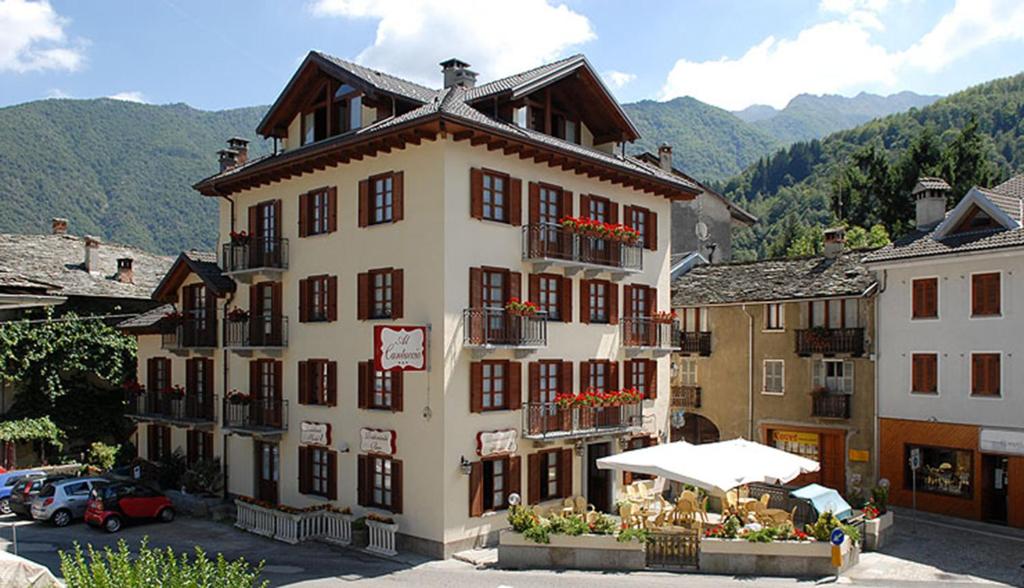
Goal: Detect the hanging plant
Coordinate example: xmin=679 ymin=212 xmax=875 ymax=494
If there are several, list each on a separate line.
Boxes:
xmin=505 ymin=298 xmax=540 ymax=317
xmin=229 ymin=230 xmax=250 ymax=245
xmin=123 ymin=379 xmax=145 ymax=397
xmin=650 ymin=310 xmax=677 ymax=324
xmin=227 ymin=389 xmax=251 ymax=405
xmin=226 ymin=308 xmax=250 ymax=323
xmin=164 ymin=385 xmax=186 ymax=399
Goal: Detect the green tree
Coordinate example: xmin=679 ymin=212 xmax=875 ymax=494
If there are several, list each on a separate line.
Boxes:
xmin=942 ymin=115 xmax=998 ymax=200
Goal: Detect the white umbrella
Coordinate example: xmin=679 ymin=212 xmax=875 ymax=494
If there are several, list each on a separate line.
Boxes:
xmin=596 ymin=438 xmax=819 ymax=494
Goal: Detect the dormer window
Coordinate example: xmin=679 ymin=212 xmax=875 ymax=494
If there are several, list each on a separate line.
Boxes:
xmin=333 ymin=84 xmax=362 ymax=134
xmin=552 ymin=113 xmax=580 ymax=145
xmin=302 ymin=83 xmax=365 ymax=146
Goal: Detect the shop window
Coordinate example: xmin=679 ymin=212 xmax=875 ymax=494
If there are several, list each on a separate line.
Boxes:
xmin=905 ymin=444 xmax=972 ymax=498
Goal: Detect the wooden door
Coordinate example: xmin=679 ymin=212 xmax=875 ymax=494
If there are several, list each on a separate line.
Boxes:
xmin=255 ymin=441 xmax=279 ymax=504
xmin=982 ymin=455 xmax=1009 ymax=524
xmin=587 ymin=442 xmax=612 ymax=513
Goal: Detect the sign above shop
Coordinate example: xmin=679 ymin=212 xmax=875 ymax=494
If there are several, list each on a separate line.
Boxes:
xmin=300 ymin=421 xmax=331 ymax=446
xmin=980 ymin=428 xmax=1024 ymax=456
xmin=477 ymin=429 xmax=518 ymax=457
xmin=360 ymin=428 xmax=397 ymax=455
xmin=374 ymin=325 xmax=427 ymax=371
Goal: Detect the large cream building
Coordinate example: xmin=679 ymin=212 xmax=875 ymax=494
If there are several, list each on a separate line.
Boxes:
xmin=120 ymin=53 xmax=699 ymax=557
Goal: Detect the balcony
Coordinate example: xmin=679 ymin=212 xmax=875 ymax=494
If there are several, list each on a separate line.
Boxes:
xmin=224 ymin=315 xmax=288 ymax=355
xmin=621 ymin=317 xmax=677 ymax=356
xmin=222 ymin=396 xmax=288 ymax=437
xmin=463 ymin=308 xmax=547 ymax=357
xmin=161 ymin=317 xmax=217 ymax=355
xmin=522 ymin=223 xmax=642 ymax=279
xmin=812 ymin=393 xmax=851 ymax=419
xmin=125 ymin=391 xmax=218 ymax=428
xmin=670 ymin=385 xmax=702 ymax=410
xmin=795 ymin=328 xmax=864 ymax=356
xmin=679 ymin=331 xmax=712 ymax=356
xmin=522 ymin=401 xmax=642 ymax=440
xmin=221 ymin=237 xmax=289 ymax=281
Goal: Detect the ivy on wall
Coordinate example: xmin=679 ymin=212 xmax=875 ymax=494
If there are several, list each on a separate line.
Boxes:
xmin=0 ymin=416 xmax=64 ymax=448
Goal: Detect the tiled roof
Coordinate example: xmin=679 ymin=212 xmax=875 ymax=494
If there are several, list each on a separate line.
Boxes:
xmin=463 ymin=54 xmax=584 ymax=101
xmin=116 ymin=303 xmax=173 ymax=332
xmin=181 ymin=250 xmax=236 ymax=296
xmin=0 ymin=234 xmax=173 ymax=300
xmin=672 ymin=251 xmax=877 ymax=306
xmin=0 ymin=270 xmax=61 ymax=294
xmin=913 ymin=177 xmax=952 ymax=194
xmin=314 ymin=51 xmax=436 ymax=103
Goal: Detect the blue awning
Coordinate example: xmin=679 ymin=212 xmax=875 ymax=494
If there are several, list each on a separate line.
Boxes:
xmin=790 ymin=483 xmax=854 ymax=520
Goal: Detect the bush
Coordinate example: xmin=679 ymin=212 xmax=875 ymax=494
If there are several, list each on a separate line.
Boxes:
xmin=616 ymin=527 xmax=650 ymax=544
xmin=871 ymin=485 xmax=889 ymax=513
xmin=805 ymin=511 xmax=860 ymax=543
xmin=86 ymin=442 xmax=119 ymax=471
xmin=157 ymin=449 xmax=188 ymax=490
xmin=506 ymin=505 xmax=538 ymax=533
xmin=59 ymin=538 xmax=267 ymax=588
xmin=181 ymin=459 xmax=224 ymax=496
xmin=588 ymin=513 xmax=617 ymax=535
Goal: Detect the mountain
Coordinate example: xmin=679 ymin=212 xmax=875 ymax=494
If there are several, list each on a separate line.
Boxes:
xmin=733 ymin=104 xmax=779 ymax=123
xmin=0 ymin=99 xmax=268 ymax=254
xmin=723 ymin=73 xmax=1024 ymax=260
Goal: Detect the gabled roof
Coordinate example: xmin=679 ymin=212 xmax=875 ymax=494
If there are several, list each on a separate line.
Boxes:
xmin=672 ymin=251 xmax=877 ymax=307
xmin=152 ymin=250 xmax=235 ymax=303
xmin=670 ymin=251 xmax=708 ymax=280
xmin=932 ymin=186 xmax=1020 ymax=238
xmin=635 ymin=152 xmax=757 ymax=225
xmin=117 ymin=303 xmax=174 ymax=334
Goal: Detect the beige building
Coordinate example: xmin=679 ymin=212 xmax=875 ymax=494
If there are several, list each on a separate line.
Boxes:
xmin=119 ymin=52 xmax=700 ymax=557
xmin=670 ymin=230 xmax=878 ymax=497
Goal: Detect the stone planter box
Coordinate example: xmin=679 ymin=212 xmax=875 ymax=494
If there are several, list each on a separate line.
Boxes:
xmin=366 ymin=520 xmax=399 ymax=556
xmin=498 ymin=531 xmax=646 ymax=571
xmin=700 ymin=537 xmax=859 ymax=576
xmin=863 ymin=511 xmax=894 ymax=551
xmin=234 ymin=500 xmax=276 ymax=538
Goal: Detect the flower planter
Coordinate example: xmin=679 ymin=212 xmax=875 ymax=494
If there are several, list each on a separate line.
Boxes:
xmin=273 ymin=510 xmax=303 ymax=544
xmin=316 ymin=511 xmax=354 ymax=547
xmin=863 ymin=511 xmax=894 ymax=551
xmin=234 ymin=500 xmax=276 ymax=538
xmin=366 ymin=519 xmax=399 ymax=556
xmin=498 ymin=530 xmax=646 ymax=571
xmin=700 ymin=537 xmax=859 ymax=576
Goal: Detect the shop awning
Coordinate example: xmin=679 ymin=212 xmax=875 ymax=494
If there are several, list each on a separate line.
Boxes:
xmin=596 ymin=438 xmax=820 ymax=494
xmin=790 ymin=483 xmax=854 ymax=520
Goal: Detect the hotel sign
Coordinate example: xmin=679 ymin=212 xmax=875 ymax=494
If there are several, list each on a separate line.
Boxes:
xmin=299 ymin=421 xmax=331 ymax=446
xmin=360 ymin=428 xmax=397 ymax=456
xmin=980 ymin=428 xmax=1024 ymax=456
xmin=374 ymin=325 xmax=427 ymax=371
xmin=477 ymin=429 xmax=518 ymax=457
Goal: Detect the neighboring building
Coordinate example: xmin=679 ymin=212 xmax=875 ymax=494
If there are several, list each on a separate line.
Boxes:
xmin=865 ymin=175 xmax=1024 ymax=528
xmin=670 ymin=228 xmax=878 ymax=497
xmin=124 ymin=52 xmax=700 ymax=557
xmin=638 ymin=149 xmax=757 ymax=265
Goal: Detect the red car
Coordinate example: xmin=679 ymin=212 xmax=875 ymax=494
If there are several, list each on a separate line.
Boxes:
xmin=85 ymin=481 xmax=175 ymax=533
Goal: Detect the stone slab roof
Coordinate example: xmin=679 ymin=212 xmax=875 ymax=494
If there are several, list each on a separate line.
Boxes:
xmin=116 ymin=303 xmax=173 ymax=332
xmin=0 ymin=234 xmax=173 ymax=300
xmin=672 ymin=251 xmax=877 ymax=306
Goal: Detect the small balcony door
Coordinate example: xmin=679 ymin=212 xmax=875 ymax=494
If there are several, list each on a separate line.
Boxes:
xmin=255 ymin=441 xmax=279 ymax=504
xmin=251 ymin=360 xmax=282 ymax=428
xmin=250 ymin=282 xmax=282 ymax=346
xmin=482 ymin=269 xmax=507 ymax=335
xmin=182 ymin=284 xmax=214 ymax=346
xmin=627 ymin=286 xmax=651 ymax=345
xmin=248 ymin=200 xmax=282 ymax=267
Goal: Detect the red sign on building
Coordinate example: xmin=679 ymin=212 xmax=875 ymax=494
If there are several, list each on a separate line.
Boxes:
xmin=373 ymin=325 xmax=428 ymax=371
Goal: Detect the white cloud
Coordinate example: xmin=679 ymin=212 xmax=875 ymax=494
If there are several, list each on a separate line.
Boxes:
xmin=45 ymin=87 xmax=71 ymax=99
xmin=660 ymin=0 xmax=1024 ymax=110
xmin=108 ymin=91 xmax=148 ymax=103
xmin=309 ymin=0 xmax=595 ymax=86
xmin=0 ymin=0 xmax=84 ymax=73
xmin=602 ymin=70 xmax=636 ymax=90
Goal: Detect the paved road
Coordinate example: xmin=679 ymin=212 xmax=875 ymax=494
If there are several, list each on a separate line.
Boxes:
xmin=1 ymin=509 xmax=1021 ymax=587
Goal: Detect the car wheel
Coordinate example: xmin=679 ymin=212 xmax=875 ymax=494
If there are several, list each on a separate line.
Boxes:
xmin=158 ymin=507 xmax=175 ymax=523
xmin=0 ymin=499 xmax=10 ymax=515
xmin=103 ymin=515 xmax=122 ymax=533
xmin=52 ymin=509 xmax=72 ymax=528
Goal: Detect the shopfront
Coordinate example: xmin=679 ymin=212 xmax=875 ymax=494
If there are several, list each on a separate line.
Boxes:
xmin=763 ymin=426 xmax=846 ymax=494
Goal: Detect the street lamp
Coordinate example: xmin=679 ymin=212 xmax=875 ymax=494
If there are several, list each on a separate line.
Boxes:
xmin=459 ymin=455 xmax=473 ymax=476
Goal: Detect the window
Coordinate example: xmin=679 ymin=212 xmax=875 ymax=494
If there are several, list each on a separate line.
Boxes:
xmin=187 ymin=430 xmax=213 ymax=465
xmin=299 ymin=187 xmax=336 ymax=237
xmin=585 ymin=280 xmax=610 ymax=323
xmin=471 ymin=168 xmax=521 ymax=225
xmin=372 ymin=456 xmax=393 ymax=508
xmin=911 ymin=278 xmax=938 ymax=319
xmin=537 ymin=361 xmax=562 ymax=405
xmin=299 ymin=446 xmax=336 ymax=499
xmin=911 ymin=353 xmax=938 ymax=394
xmin=358 ymin=454 xmax=403 ymax=512
xmin=763 ymin=360 xmax=785 ymax=394
xmin=533 ymin=274 xmax=565 ymax=321
xmin=905 ymin=445 xmax=972 ymax=498
xmin=358 ymin=361 xmax=404 ymax=411
xmin=679 ymin=307 xmax=707 ymax=332
xmin=971 ymin=272 xmax=1001 ymax=317
xmin=471 ymin=360 xmax=518 ymax=412
xmin=373 ymin=175 xmax=393 ymax=224
xmin=813 ymin=360 xmax=853 ymax=394
xmin=299 ymin=359 xmax=336 ymax=406
xmin=625 ymin=205 xmax=657 ymax=251
xmin=971 ymin=353 xmax=1001 ymax=397
xmin=765 ymin=303 xmax=785 ymax=331
xmin=542 ymin=451 xmax=560 ymax=501
xmin=333 ymin=84 xmax=362 ymax=133
xmin=186 ymin=357 xmax=212 ymax=407
xmin=809 ymin=298 xmax=860 ymax=328
xmin=483 ymin=458 xmax=508 ymax=511
xmin=300 ymin=275 xmax=336 ymax=322
xmin=585 ymin=360 xmax=612 ymax=392
xmin=358 ymin=172 xmax=404 ymax=227
xmin=625 ymin=358 xmax=657 ymax=399
xmin=623 ymin=436 xmax=657 ymax=483
xmin=482 ymin=171 xmax=506 ymax=221
xmin=147 ymin=424 xmax=171 ymax=462
xmin=537 ymin=185 xmax=563 ymax=226
xmin=679 ymin=357 xmax=697 ymax=386
xmin=148 ymin=357 xmax=171 ymax=393
xmin=469 ymin=455 xmax=520 ymax=516
xmin=357 ymin=268 xmax=403 ymax=320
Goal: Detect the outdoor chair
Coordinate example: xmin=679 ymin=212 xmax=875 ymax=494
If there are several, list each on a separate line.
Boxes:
xmin=759 ymin=493 xmax=771 ymax=507
xmin=561 ymin=498 xmax=577 ymax=516
xmin=619 ymin=502 xmax=642 ymax=529
xmin=574 ymin=495 xmax=595 ymax=515
xmin=652 ymin=495 xmax=675 ymax=528
xmin=758 ymin=506 xmax=797 ymax=527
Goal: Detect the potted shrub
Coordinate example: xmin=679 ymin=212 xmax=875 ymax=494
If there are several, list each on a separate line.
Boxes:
xmin=227 ymin=389 xmax=251 ymax=405
xmin=226 ymin=308 xmax=250 ymax=323
xmin=229 ymin=230 xmax=250 ymax=245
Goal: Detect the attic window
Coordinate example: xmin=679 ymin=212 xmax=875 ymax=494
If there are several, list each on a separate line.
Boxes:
xmin=951 ymin=206 xmax=1001 ymax=234
xmin=333 ymin=84 xmax=362 ymax=134
xmin=302 ymin=85 xmax=330 ymax=145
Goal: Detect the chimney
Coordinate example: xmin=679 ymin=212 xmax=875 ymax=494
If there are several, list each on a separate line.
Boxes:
xmin=218 ymin=148 xmax=240 ymax=173
xmin=440 ymin=58 xmax=477 ymax=89
xmin=84 ymin=235 xmax=101 ymax=273
xmin=51 ymin=217 xmax=68 ymax=235
xmin=823 ymin=226 xmax=846 ymax=258
xmin=116 ymin=257 xmax=134 ymax=284
xmin=227 ymin=137 xmax=249 ymax=165
xmin=658 ymin=143 xmax=673 ymax=172
xmin=912 ymin=177 xmax=951 ymax=231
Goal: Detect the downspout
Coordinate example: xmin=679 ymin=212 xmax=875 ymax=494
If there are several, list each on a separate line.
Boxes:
xmin=741 ymin=304 xmax=755 ymax=439
xmin=218 ymin=189 xmax=236 ymax=499
xmin=872 ymin=270 xmax=887 ymax=483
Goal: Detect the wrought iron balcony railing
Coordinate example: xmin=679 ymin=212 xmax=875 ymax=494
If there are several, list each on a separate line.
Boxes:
xmin=796 ymin=328 xmax=864 ymax=356
xmin=812 ymin=393 xmax=851 ymax=419
xmin=522 ymin=223 xmax=642 ymax=273
xmin=125 ymin=390 xmax=217 ymax=424
xmin=463 ymin=308 xmax=547 ymax=349
xmin=521 ymin=401 xmax=642 ymax=440
xmin=621 ymin=317 xmax=677 ymax=348
xmin=222 ymin=396 xmax=288 ymax=434
xmin=161 ymin=317 xmax=217 ymax=350
xmin=670 ymin=385 xmax=702 ymax=410
xmin=222 ymin=237 xmax=289 ymax=274
xmin=223 ymin=315 xmax=288 ymax=349
xmin=679 ymin=331 xmax=712 ymax=356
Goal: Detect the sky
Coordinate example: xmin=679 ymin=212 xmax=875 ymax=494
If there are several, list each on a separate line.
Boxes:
xmin=2 ymin=0 xmax=1024 ymax=112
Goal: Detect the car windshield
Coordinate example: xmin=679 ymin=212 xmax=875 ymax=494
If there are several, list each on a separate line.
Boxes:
xmin=38 ymin=484 xmax=56 ymax=498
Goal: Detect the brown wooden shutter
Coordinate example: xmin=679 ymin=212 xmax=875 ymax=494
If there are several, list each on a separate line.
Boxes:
xmin=509 ymin=177 xmax=523 ymax=226
xmin=357 ymin=455 xmax=369 ymax=506
xmin=623 ymin=285 xmax=634 ymax=318
xmin=912 ymin=355 xmax=921 ymax=392
xmin=185 ymin=359 xmax=196 ymax=395
xmin=470 ymin=168 xmax=484 ymax=219
xmin=528 ymin=182 xmax=540 ymax=224
xmin=470 ymin=362 xmax=483 ymax=413
xmin=623 ymin=205 xmax=634 ymax=229
xmin=357 ymin=361 xmax=369 ymax=408
xmin=298 ymin=278 xmax=309 ymax=323
xmin=327 ymin=275 xmax=338 ymax=321
xmin=608 ymin=283 xmax=619 ymax=325
xmin=327 ymin=450 xmax=338 ymax=500
xmin=529 ymin=274 xmax=540 ymax=304
xmin=391 ymin=269 xmax=404 ymax=319
xmin=391 ymin=459 xmax=403 ymax=513
xmin=162 ymin=427 xmax=171 ymax=459
xmin=298 ymin=360 xmax=310 ymax=404
xmin=273 ymin=359 xmax=282 ymax=402
xmin=357 ymin=272 xmax=369 ymax=320
xmin=560 ymin=276 xmax=572 ymax=323
xmin=186 ymin=431 xmax=197 ymax=465
xmin=558 ymin=448 xmax=573 ymax=498
xmin=646 ymin=359 xmax=658 ymax=399
xmin=608 ymin=201 xmax=619 ymax=224
xmin=146 ymin=358 xmax=157 ymax=392
xmin=298 ymin=192 xmax=309 ymax=237
xmin=609 ymin=361 xmax=619 ymax=391
xmin=249 ymin=359 xmax=259 ymax=398
xmin=508 ymin=361 xmax=522 ymax=410
xmin=579 ymin=279 xmax=591 ymax=324
xmin=912 ymin=281 xmax=922 ymax=318
xmin=988 ymin=355 xmax=1000 ymax=395
xmin=392 ymin=371 xmax=404 ymax=412
xmin=527 ymin=453 xmax=541 ymax=504
xmin=203 ymin=358 xmax=214 ymax=415
xmin=580 ymin=361 xmax=591 ymax=392
xmin=298 ymin=446 xmax=311 ymax=494
xmin=508 ymin=455 xmax=522 ymax=503
xmin=528 ymin=362 xmax=540 ymax=402
xmin=469 ymin=267 xmax=483 ymax=308
xmin=326 ymin=361 xmax=337 ymax=406
xmin=273 ymin=200 xmax=282 ymax=238
xmin=328 ymin=187 xmax=338 ymax=233
xmin=561 ymin=190 xmax=573 ymax=218
xmin=469 ymin=461 xmax=484 ymax=517
xmin=509 ymin=271 xmax=521 ymax=301
xmin=560 ymin=360 xmax=574 ymax=394
xmin=623 ymin=360 xmax=634 ymax=393
xmin=247 ymin=205 xmax=258 ymax=235
xmin=358 ymin=179 xmax=370 ymax=227
xmin=579 ymin=193 xmax=591 ymax=219
xmin=392 ymin=172 xmax=404 ymax=222
xmin=646 ymin=210 xmax=657 ymax=251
